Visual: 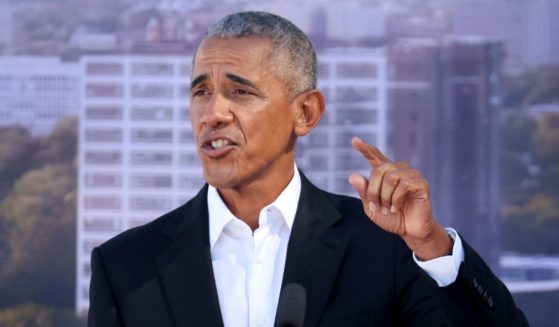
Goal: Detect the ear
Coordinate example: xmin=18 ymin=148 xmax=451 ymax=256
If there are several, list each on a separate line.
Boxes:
xmin=293 ymin=90 xmax=325 ymax=137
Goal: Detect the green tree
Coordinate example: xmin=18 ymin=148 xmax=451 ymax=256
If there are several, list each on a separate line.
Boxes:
xmin=0 ymin=304 xmax=85 ymax=327
xmin=533 ymin=113 xmax=559 ymax=197
xmin=502 ymin=194 xmax=559 ymax=254
xmin=500 ymin=65 xmax=559 ymax=254
xmin=0 ymin=127 xmax=37 ymax=200
xmin=0 ymin=117 xmax=77 ymax=307
xmin=503 ymin=65 xmax=559 ymax=107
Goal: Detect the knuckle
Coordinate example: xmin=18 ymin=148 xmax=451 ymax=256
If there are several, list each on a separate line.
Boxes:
xmin=384 ymin=172 xmax=398 ymax=186
xmin=395 ymin=161 xmax=411 ymax=169
xmin=401 ymin=178 xmax=413 ymax=188
xmin=366 ymin=186 xmax=379 ymax=199
xmin=378 ymin=162 xmax=396 ymax=174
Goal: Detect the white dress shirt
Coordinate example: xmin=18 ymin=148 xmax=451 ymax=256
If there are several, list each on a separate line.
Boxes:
xmin=208 ymin=168 xmax=301 ymax=327
xmin=207 ymin=167 xmax=464 ymax=327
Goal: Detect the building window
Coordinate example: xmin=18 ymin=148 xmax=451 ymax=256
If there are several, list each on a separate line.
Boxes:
xmin=336 ymin=63 xmax=378 ymax=78
xmin=178 ymin=175 xmax=205 ymax=189
xmin=86 ymin=83 xmax=123 ymax=98
xmin=179 ymin=130 xmax=195 ymax=143
xmin=83 ymin=239 xmax=103 ymax=253
xmin=309 ymin=132 xmax=329 ymax=147
xmin=179 ymin=64 xmax=191 ymax=76
xmin=336 ymin=87 xmax=378 ymax=103
xmin=85 ymin=105 xmax=122 ymax=120
xmin=318 ymin=62 xmax=329 ymax=79
xmin=131 ymin=84 xmax=173 ymax=99
xmin=84 ymin=151 xmax=122 ymax=165
xmin=309 ymin=154 xmax=328 ymax=170
xmin=130 ymin=151 xmax=173 ymax=166
xmin=130 ymin=106 xmax=173 ymax=121
xmin=129 ymin=174 xmax=173 ymax=188
xmin=129 ymin=197 xmax=172 ymax=211
xmin=131 ymin=63 xmax=174 ymax=76
xmin=86 ymin=63 xmax=123 ymax=75
xmin=85 ymin=128 xmax=122 ymax=143
xmin=83 ymin=195 xmax=121 ymax=209
xmin=84 ymin=173 xmax=122 ymax=187
xmin=178 ymin=152 xmax=201 ymax=166
xmin=335 ymin=177 xmax=356 ymax=194
xmin=83 ymin=216 xmax=119 ymax=232
xmin=178 ymin=107 xmax=190 ymax=121
xmin=131 ymin=129 xmax=173 ymax=143
xmin=336 ymin=108 xmax=377 ymax=125
xmin=335 ymin=153 xmax=370 ymax=170
xmin=336 ymin=131 xmax=376 ymax=148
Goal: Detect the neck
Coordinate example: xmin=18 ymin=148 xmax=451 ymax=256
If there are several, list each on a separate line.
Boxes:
xmin=217 ymin=164 xmax=295 ymax=231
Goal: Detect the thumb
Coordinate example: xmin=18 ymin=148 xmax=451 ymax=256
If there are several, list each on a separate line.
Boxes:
xmin=348 ymin=173 xmax=368 ymax=205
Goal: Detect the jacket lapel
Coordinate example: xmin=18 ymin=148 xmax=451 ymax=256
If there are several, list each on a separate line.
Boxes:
xmin=280 ymin=173 xmax=349 ymax=326
xmin=155 ymin=185 xmax=224 ymax=327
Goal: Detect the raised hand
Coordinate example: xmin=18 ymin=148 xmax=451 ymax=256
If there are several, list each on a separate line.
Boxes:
xmin=348 ymin=137 xmax=452 ymax=260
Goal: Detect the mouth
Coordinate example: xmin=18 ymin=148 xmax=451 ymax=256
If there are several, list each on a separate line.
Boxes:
xmin=200 ymin=136 xmax=237 ymax=158
xmin=209 ymin=138 xmax=231 ymax=149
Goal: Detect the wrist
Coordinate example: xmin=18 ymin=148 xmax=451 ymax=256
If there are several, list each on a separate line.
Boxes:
xmin=404 ymin=225 xmax=453 ymax=261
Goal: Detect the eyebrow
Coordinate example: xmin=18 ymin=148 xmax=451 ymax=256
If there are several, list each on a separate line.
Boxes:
xmin=225 ymin=73 xmax=259 ymax=90
xmin=190 ymin=72 xmax=261 ymax=92
xmin=190 ymin=74 xmax=207 ymax=90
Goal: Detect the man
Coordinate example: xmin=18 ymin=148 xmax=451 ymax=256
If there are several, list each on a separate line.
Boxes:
xmin=88 ymin=11 xmax=528 ymax=326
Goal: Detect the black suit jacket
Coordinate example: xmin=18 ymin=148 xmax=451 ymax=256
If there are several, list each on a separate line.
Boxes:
xmin=88 ymin=172 xmax=528 ymax=326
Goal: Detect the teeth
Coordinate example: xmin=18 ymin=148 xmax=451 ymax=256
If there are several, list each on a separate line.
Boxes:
xmin=210 ymin=139 xmax=229 ymax=149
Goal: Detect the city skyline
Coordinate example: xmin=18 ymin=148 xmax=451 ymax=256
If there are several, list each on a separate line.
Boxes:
xmin=0 ymin=0 xmax=558 ymax=325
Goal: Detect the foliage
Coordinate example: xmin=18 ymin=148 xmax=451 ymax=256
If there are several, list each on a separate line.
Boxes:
xmin=0 ymin=127 xmax=37 ymax=200
xmin=502 ymin=194 xmax=559 ymax=254
xmin=0 ymin=304 xmax=86 ymax=327
xmin=0 ymin=117 xmax=77 ymax=308
xmin=500 ymin=64 xmax=559 ymax=254
xmin=503 ymin=65 xmax=559 ymax=107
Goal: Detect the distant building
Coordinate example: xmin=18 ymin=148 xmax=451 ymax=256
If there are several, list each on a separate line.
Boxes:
xmin=387 ymin=37 xmax=504 ymax=268
xmin=444 ymin=0 xmax=559 ymax=72
xmin=75 ymin=48 xmax=389 ymax=313
xmin=0 ymin=2 xmax=13 ymax=51
xmin=300 ymin=47 xmax=388 ymax=195
xmin=0 ymin=57 xmax=80 ymax=135
xmin=75 ymin=54 xmax=199 ymax=314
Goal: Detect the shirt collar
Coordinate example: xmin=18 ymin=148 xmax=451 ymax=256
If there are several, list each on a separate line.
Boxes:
xmin=208 ymin=165 xmax=301 ymax=249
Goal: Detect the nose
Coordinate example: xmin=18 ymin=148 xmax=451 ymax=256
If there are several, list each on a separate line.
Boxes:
xmin=199 ymin=93 xmax=234 ymax=129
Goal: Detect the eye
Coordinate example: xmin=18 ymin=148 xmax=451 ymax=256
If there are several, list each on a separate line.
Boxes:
xmin=192 ymin=89 xmax=207 ymax=97
xmin=233 ymin=88 xmax=249 ymax=95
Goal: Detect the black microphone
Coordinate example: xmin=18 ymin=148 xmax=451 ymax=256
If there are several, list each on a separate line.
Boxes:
xmin=275 ymin=283 xmax=306 ymax=327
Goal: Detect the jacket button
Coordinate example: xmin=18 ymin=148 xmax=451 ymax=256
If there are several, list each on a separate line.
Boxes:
xmin=477 ymin=284 xmax=484 ymax=294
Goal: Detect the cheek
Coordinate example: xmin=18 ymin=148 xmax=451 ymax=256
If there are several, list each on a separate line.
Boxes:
xmin=189 ymin=108 xmax=202 ymax=130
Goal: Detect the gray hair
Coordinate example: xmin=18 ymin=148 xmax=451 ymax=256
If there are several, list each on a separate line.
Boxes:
xmin=202 ymin=11 xmax=317 ymax=98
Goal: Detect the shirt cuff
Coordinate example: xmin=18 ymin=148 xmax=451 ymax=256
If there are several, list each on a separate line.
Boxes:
xmin=412 ymin=228 xmax=464 ymax=287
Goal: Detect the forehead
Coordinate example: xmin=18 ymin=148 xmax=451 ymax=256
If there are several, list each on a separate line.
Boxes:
xmin=192 ymin=38 xmax=275 ymax=78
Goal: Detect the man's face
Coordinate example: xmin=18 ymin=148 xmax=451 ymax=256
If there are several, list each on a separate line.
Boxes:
xmin=190 ymin=37 xmax=298 ymax=190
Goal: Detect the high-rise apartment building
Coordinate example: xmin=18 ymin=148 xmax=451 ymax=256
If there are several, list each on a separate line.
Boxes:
xmin=76 ymin=55 xmax=200 ymax=313
xmin=0 ymin=57 xmax=79 ymax=134
xmin=76 ymin=49 xmax=387 ymax=313
xmin=300 ymin=48 xmax=387 ymax=195
xmin=387 ymin=37 xmax=503 ymax=268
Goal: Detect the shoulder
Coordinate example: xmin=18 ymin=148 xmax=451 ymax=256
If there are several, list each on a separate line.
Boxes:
xmin=96 ymin=203 xmax=183 ymax=258
xmin=96 ymin=185 xmax=207 ymax=259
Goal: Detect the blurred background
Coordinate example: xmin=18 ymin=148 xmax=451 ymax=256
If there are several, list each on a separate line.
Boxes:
xmin=0 ymin=0 xmax=558 ymax=326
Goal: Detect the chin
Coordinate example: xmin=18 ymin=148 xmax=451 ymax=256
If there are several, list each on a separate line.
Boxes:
xmin=202 ymin=169 xmax=240 ymax=190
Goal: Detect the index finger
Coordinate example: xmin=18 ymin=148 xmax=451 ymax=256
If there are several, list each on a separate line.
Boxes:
xmin=351 ymin=137 xmax=391 ymax=166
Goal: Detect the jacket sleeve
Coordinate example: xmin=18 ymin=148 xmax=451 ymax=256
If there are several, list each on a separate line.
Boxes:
xmin=422 ymin=240 xmax=529 ymax=327
xmin=88 ymin=247 xmax=125 ymax=327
